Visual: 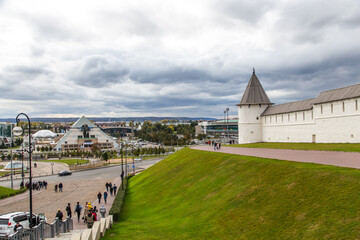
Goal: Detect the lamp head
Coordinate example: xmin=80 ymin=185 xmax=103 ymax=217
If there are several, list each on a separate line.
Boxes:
xmin=13 ymin=126 xmax=23 ymax=136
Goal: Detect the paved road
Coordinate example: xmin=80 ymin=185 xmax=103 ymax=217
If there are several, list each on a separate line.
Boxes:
xmin=193 ymin=145 xmax=360 ymax=169
xmin=0 ymin=158 xmax=163 ymax=224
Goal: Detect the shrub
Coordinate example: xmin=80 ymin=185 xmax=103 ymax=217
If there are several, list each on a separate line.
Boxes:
xmin=109 ymin=177 xmax=129 ymax=222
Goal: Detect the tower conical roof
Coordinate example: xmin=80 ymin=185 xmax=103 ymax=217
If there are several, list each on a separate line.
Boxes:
xmin=238 ymin=70 xmax=272 ymax=105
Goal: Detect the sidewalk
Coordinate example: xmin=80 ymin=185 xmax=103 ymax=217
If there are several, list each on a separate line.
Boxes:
xmin=72 ymin=176 xmax=122 ymax=230
xmin=193 ymin=145 xmax=360 ymax=169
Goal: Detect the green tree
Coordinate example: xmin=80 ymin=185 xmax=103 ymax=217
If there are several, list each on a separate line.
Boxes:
xmin=102 ymin=151 xmax=109 ymax=162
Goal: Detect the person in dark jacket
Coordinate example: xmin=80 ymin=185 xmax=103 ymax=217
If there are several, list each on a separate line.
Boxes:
xmin=113 ymin=184 xmax=117 ymax=195
xmin=59 ymin=182 xmax=63 ymax=192
xmin=74 ymin=202 xmax=82 ymax=222
xmin=97 ymin=192 xmax=102 ymax=204
xmin=103 ymin=191 xmax=108 ymax=204
xmin=66 ymin=203 xmax=72 ymax=218
xmin=55 ymin=209 xmax=63 ymax=221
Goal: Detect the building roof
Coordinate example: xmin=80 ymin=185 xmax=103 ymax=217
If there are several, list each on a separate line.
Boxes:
xmin=72 ymin=116 xmax=97 ymax=129
xmin=237 ymin=70 xmax=272 ymax=106
xmin=33 ymin=130 xmax=57 ymax=138
xmin=313 ymin=83 xmax=360 ymax=104
xmin=261 ymin=98 xmax=316 ymax=116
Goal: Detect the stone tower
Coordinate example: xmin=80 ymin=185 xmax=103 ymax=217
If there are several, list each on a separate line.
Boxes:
xmin=237 ymin=69 xmax=272 ymax=143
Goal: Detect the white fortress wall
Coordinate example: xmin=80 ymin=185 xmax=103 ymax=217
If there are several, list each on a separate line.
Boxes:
xmin=314 ymin=98 xmax=360 ymax=143
xmin=262 ymin=110 xmax=315 ymax=142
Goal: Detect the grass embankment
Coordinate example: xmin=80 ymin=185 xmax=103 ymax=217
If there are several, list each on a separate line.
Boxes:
xmin=228 ymin=142 xmax=360 ymax=152
xmin=39 ymin=159 xmax=88 ymax=166
xmin=104 ymin=148 xmax=360 ymax=239
xmin=0 ymin=186 xmax=26 ymax=199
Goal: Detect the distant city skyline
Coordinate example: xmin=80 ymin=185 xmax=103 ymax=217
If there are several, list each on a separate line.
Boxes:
xmin=1 ymin=0 xmax=360 ymax=118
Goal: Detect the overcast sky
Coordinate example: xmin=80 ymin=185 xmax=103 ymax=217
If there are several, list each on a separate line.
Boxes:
xmin=1 ymin=0 xmax=360 ymax=119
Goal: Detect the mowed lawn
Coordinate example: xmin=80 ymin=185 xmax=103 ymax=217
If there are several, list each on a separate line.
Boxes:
xmin=0 ymin=186 xmax=24 ymax=199
xmin=228 ymin=142 xmax=360 ymax=152
xmin=104 ymin=148 xmax=360 ymax=239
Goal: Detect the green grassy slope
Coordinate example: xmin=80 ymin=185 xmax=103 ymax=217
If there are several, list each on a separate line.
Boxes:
xmin=228 ymin=142 xmax=360 ymax=152
xmin=104 ymin=148 xmax=360 ymax=239
xmin=0 ymin=186 xmax=25 ymax=199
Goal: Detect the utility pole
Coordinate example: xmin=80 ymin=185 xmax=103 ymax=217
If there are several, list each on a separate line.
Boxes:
xmin=226 ymin=108 xmax=229 ymax=142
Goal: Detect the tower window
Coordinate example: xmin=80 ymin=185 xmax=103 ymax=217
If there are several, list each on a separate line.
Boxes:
xmin=303 ymin=112 xmax=305 ymax=120
xmin=321 ymin=105 xmax=323 ymax=114
xmin=343 ymin=102 xmax=345 ymax=112
xmin=331 ymin=104 xmax=333 ymax=113
xmin=356 ymin=100 xmax=358 ymax=110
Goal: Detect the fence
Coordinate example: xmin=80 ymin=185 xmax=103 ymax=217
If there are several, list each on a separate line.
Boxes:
xmin=0 ymin=217 xmax=73 ymax=240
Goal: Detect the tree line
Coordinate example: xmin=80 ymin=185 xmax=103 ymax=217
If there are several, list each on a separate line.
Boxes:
xmin=135 ymin=121 xmax=197 ymax=146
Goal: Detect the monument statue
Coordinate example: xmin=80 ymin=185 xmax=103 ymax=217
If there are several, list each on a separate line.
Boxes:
xmin=82 ymin=124 xmax=90 ymax=138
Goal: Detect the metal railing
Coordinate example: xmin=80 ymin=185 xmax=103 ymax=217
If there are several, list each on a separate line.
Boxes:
xmin=0 ymin=217 xmax=73 ymax=240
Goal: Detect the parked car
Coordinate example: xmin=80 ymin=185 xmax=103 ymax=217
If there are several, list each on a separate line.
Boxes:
xmin=58 ymin=170 xmax=72 ymax=176
xmin=0 ymin=212 xmax=47 ymax=237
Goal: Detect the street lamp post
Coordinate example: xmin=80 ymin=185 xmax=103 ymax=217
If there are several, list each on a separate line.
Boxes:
xmin=21 ymin=141 xmax=24 ymax=186
xmin=121 ymin=143 xmax=124 ymax=190
xmin=13 ymin=113 xmax=33 ymax=229
xmin=226 ymin=108 xmax=229 ymax=143
xmin=223 ymin=110 xmax=226 ymax=142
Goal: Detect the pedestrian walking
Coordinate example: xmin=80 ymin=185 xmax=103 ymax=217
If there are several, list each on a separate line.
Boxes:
xmin=219 ymin=143 xmax=221 ymax=150
xmin=66 ymin=203 xmax=72 ymax=218
xmin=99 ymin=204 xmax=106 ymax=218
xmin=85 ymin=212 xmax=94 ymax=228
xmin=83 ymin=202 xmax=89 ymax=223
xmin=105 ymin=182 xmax=109 ymax=192
xmin=91 ymin=208 xmax=97 ymax=221
xmin=74 ymin=202 xmax=82 ymax=222
xmin=103 ymin=191 xmax=108 ymax=204
xmin=55 ymin=209 xmax=63 ymax=221
xmin=113 ymin=184 xmax=117 ymax=195
xmin=54 ymin=184 xmax=58 ymax=192
xmin=97 ymin=192 xmax=102 ymax=204
xmin=59 ymin=182 xmax=63 ymax=192
xmin=109 ymin=186 xmax=113 ymax=196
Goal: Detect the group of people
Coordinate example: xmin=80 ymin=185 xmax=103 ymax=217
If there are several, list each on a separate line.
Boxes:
xmin=55 ymin=201 xmax=106 ymax=228
xmin=23 ymin=180 xmax=48 ymax=190
xmin=211 ymin=141 xmax=221 ymax=150
xmin=54 ymin=181 xmax=120 ymax=228
xmin=54 ymin=182 xmax=63 ymax=192
xmin=105 ymin=182 xmax=117 ymax=196
xmin=83 ymin=202 xmax=107 ymax=228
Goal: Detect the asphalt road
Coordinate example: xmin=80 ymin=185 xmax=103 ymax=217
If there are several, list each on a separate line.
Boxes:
xmin=0 ymin=158 xmax=162 ymax=189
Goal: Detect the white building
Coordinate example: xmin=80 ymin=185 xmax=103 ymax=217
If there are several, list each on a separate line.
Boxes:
xmin=53 ymin=116 xmax=119 ymax=151
xmin=238 ymin=70 xmax=360 ymax=143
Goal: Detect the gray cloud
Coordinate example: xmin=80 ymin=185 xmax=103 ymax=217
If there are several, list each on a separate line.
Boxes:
xmin=71 ymin=55 xmax=129 ymax=88
xmin=215 ymin=0 xmax=276 ymax=24
xmin=1 ymin=0 xmax=360 ymax=118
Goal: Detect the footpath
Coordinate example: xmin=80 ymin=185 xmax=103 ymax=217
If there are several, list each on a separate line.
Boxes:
xmin=193 ymin=145 xmax=360 ymax=169
xmin=72 ymin=176 xmax=122 ymax=230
